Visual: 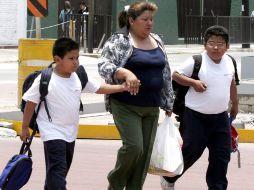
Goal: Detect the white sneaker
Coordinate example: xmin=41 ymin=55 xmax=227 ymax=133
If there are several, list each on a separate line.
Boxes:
xmin=160 ymin=176 xmax=175 ymax=190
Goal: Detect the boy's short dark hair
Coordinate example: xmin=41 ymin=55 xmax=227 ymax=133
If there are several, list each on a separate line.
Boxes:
xmin=204 ymin=25 xmax=229 ymax=44
xmin=52 ymin=38 xmax=79 ymax=58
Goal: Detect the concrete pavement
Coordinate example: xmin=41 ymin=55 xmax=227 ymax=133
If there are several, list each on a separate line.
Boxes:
xmin=0 ymin=137 xmax=254 ymax=190
xmin=0 ymin=45 xmax=254 ymax=141
xmin=0 ymin=45 xmax=254 ymax=189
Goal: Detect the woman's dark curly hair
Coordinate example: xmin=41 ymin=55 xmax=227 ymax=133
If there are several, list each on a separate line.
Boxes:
xmin=118 ymin=1 xmax=158 ymax=29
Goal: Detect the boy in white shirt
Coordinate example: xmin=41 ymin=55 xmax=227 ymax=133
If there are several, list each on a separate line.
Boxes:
xmin=161 ymin=25 xmax=238 ymax=190
xmin=20 ymin=37 xmax=128 ymax=190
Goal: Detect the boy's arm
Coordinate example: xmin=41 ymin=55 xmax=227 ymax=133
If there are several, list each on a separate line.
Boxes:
xmin=230 ymin=79 xmax=238 ymax=118
xmin=20 ymin=101 xmax=37 ymax=142
xmin=96 ymin=83 xmax=129 ymax=94
xmin=172 ymin=71 xmax=207 ymax=92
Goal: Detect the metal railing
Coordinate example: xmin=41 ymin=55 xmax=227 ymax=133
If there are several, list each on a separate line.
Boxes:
xmin=185 ymin=16 xmax=254 ymax=44
xmin=59 ymin=13 xmax=112 ymax=50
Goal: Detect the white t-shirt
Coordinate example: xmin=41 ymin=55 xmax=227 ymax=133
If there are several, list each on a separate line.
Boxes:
xmin=176 ymin=51 xmax=235 ymax=114
xmin=22 ymin=72 xmax=101 ymax=142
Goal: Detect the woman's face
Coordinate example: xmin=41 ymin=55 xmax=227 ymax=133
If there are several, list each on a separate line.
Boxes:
xmin=129 ymin=10 xmax=154 ymax=38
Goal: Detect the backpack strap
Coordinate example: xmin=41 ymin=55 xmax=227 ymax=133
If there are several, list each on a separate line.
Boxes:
xmin=227 ymin=54 xmax=240 ymax=85
xmin=191 ymin=54 xmax=202 ymax=80
xmin=37 ymin=68 xmax=53 ymax=122
xmin=177 ymin=54 xmax=202 ymax=98
xmin=76 ymin=65 xmax=88 ymax=90
xmin=48 ymin=62 xmax=55 ymax=68
xmin=76 ymin=65 xmax=88 ymax=112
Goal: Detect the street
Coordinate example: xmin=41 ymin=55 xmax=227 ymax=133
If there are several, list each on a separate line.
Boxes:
xmin=0 ymin=47 xmax=254 ymax=111
xmin=0 ymin=137 xmax=254 ymax=190
xmin=0 ymin=46 xmax=254 ymax=189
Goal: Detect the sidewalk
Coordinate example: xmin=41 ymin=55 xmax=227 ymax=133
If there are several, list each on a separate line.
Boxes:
xmin=0 ymin=137 xmax=253 ymax=190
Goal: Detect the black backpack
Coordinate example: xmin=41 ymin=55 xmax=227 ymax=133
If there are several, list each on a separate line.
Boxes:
xmin=172 ymin=54 xmax=240 ymax=122
xmin=20 ymin=63 xmax=88 ymax=133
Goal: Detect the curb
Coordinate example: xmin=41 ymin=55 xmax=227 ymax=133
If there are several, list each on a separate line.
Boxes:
xmin=1 ymin=119 xmax=253 ymax=142
xmin=0 ymin=119 xmax=120 ymax=140
xmin=0 ymin=45 xmax=18 ymax=49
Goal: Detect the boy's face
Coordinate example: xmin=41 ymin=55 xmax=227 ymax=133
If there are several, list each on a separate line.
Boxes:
xmin=204 ymin=35 xmax=229 ymax=63
xmin=54 ymin=49 xmax=79 ymax=77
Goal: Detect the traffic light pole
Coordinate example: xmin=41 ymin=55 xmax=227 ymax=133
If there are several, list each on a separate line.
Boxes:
xmin=87 ymin=0 xmax=94 ymax=53
xmin=35 ymin=17 xmax=41 ymax=39
xmin=241 ymin=0 xmax=250 ymax=48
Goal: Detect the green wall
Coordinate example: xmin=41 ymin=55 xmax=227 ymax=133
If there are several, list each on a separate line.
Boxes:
xmin=152 ymin=0 xmax=178 ymax=44
xmin=231 ymin=0 xmax=241 ymax=16
xmin=112 ymin=0 xmax=178 ymax=44
xmin=27 ymin=0 xmax=58 ymax=39
xmin=250 ymin=1 xmax=254 ymax=14
xmin=231 ymin=0 xmax=254 ymax=16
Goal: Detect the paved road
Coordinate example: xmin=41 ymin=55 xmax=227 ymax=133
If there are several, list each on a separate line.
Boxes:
xmin=0 ymin=47 xmax=254 ymax=111
xmin=0 ymin=46 xmax=254 ymax=189
xmin=0 ymin=137 xmax=253 ymax=190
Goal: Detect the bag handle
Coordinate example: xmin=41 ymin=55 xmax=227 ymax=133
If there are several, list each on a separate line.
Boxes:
xmin=19 ymin=125 xmax=37 ymax=157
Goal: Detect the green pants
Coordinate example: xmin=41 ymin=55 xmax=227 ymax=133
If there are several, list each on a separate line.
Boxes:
xmin=108 ymin=99 xmax=159 ymax=190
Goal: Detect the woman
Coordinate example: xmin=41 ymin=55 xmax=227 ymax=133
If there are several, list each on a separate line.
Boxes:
xmin=98 ymin=2 xmax=174 ymax=190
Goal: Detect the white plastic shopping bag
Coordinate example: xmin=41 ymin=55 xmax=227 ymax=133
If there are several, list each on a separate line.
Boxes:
xmin=148 ymin=116 xmax=183 ymax=177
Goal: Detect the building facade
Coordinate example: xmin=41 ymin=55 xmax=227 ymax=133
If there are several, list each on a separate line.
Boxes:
xmin=1 ymin=0 xmax=254 ymax=45
xmin=112 ymin=0 xmax=254 ymax=44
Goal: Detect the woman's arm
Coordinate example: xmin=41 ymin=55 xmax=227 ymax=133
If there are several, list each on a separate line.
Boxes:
xmin=98 ymin=34 xmax=132 ymax=84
